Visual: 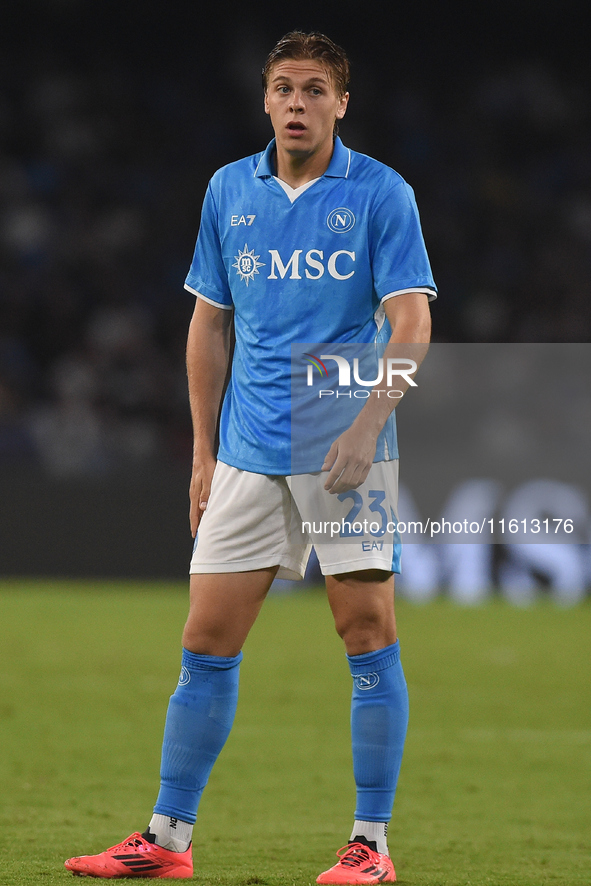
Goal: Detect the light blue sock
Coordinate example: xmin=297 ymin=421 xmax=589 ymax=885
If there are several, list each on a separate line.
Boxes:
xmin=153 ymin=647 xmax=242 ymax=824
xmin=347 ymin=640 xmax=409 ymax=822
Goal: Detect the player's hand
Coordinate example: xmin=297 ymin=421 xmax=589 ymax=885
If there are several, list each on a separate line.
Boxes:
xmin=321 ymin=426 xmax=378 ymax=494
xmin=189 ymin=455 xmax=217 ymax=537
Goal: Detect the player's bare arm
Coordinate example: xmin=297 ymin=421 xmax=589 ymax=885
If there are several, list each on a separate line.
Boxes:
xmin=186 ymin=297 xmax=232 ymax=535
xmin=322 ymin=291 xmax=431 ymax=494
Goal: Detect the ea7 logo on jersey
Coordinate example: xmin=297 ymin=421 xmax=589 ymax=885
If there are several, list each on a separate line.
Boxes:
xmin=231 ymin=214 xmax=256 ymax=226
xmin=327 ymin=207 xmax=355 ymax=233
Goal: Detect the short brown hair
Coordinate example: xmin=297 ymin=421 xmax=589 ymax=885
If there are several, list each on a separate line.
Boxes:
xmin=262 ymin=30 xmax=350 ymax=98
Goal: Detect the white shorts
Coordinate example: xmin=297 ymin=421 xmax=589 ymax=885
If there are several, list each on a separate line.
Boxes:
xmin=190 ymin=460 xmax=401 ymax=580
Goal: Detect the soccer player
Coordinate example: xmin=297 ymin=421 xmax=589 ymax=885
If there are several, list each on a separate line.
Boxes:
xmin=65 ymin=30 xmax=436 ymax=882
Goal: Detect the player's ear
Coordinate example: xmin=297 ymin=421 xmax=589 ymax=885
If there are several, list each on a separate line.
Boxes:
xmin=264 ymin=91 xmax=270 ymax=115
xmin=336 ymin=92 xmax=349 ymax=120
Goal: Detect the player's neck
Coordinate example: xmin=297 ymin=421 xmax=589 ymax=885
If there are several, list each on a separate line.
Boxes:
xmin=274 ymin=140 xmax=334 ymax=189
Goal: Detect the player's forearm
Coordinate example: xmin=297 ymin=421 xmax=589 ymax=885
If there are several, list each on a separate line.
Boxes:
xmin=353 ymin=296 xmax=431 ymax=438
xmin=351 ymin=343 xmax=428 ymax=440
xmin=186 ymin=302 xmax=232 ymax=462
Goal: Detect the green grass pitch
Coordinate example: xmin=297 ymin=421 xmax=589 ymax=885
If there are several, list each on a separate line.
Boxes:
xmin=0 ymin=581 xmax=590 ymax=885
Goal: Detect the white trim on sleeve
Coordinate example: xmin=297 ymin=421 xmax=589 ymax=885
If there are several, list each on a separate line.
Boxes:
xmin=381 ymin=287 xmax=437 ymax=302
xmin=184 ymin=283 xmax=234 ymax=310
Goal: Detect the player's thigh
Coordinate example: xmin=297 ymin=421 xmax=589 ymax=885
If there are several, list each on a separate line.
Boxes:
xmin=191 ymin=462 xmax=301 ymax=576
xmin=288 ymin=460 xmax=399 ymax=653
xmin=186 ymin=463 xmax=296 ymax=656
xmin=183 ymin=567 xmax=279 ymax=657
xmin=289 ymin=460 xmax=401 ymax=577
xmin=325 ymin=568 xmax=397 ymax=655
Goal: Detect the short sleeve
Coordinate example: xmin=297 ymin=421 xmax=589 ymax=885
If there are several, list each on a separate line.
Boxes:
xmin=370 ymin=181 xmax=437 ymax=301
xmin=184 ymin=182 xmax=233 ymax=308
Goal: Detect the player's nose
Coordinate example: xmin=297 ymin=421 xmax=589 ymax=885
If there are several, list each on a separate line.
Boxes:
xmin=289 ymin=90 xmax=305 ymax=111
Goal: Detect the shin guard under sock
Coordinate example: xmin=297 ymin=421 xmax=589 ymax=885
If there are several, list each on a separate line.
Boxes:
xmin=347 ymin=640 xmax=409 ymax=823
xmin=153 ymin=647 xmax=242 ymax=824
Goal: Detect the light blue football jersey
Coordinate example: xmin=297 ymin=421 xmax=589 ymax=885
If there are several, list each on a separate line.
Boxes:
xmin=185 ymin=137 xmax=436 ymax=475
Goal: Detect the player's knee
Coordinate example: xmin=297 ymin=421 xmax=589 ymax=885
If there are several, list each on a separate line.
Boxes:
xmin=333 ymin=609 xmax=394 ymax=653
xmin=181 ymin=620 xmax=242 ymax=658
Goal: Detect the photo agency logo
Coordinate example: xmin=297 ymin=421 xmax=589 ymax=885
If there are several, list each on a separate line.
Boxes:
xmin=303 ymin=352 xmax=418 ymax=399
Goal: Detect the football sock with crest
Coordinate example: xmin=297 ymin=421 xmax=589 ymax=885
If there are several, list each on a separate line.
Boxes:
xmin=347 ymin=640 xmax=409 ymax=847
xmin=150 ymin=647 xmax=242 ymax=849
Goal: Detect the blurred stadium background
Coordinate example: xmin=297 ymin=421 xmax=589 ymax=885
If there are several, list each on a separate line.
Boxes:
xmin=1 ymin=0 xmax=590 ymax=601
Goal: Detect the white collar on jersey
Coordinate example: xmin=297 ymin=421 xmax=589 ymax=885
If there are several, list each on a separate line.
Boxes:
xmin=273 ymin=176 xmax=321 ymax=203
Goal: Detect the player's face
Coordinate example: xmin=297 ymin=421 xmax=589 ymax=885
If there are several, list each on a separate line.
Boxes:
xmin=264 ymin=59 xmax=348 ymax=159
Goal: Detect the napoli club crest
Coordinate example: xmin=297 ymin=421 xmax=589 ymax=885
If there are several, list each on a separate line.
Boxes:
xmin=327 ymin=207 xmax=356 ymax=233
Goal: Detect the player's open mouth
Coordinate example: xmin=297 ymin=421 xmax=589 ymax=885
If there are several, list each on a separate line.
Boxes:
xmin=286 ymin=122 xmax=307 ymax=134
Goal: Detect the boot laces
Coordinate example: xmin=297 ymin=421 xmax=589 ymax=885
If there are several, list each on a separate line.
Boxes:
xmin=108 ymin=833 xmax=147 ymax=853
xmin=336 ymin=843 xmax=375 ymax=868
